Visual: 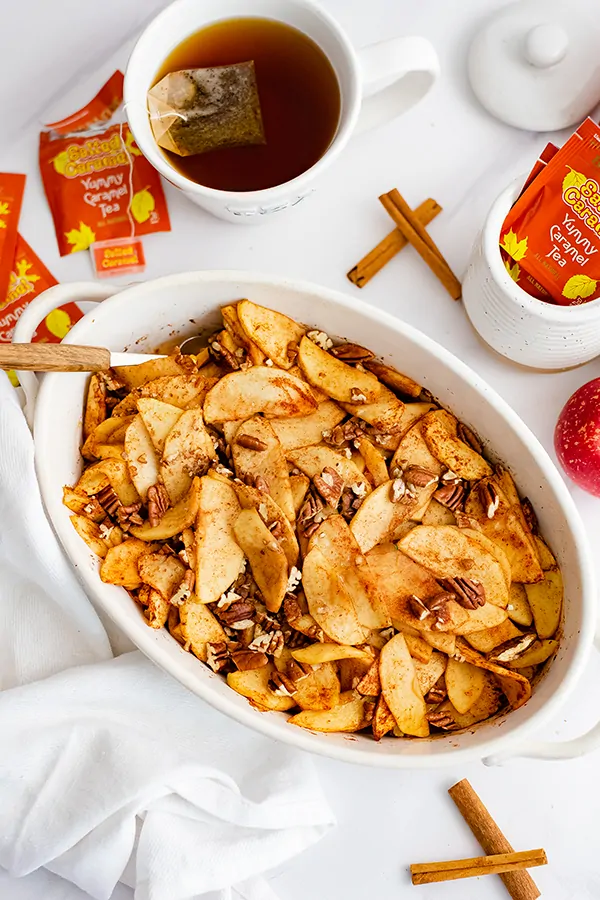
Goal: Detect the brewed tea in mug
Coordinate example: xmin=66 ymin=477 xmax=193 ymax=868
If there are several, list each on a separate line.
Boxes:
xmin=152 ymin=17 xmax=341 ymax=192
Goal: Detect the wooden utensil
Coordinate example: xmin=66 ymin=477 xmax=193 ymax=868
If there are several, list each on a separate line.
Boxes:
xmin=0 ymin=344 xmax=112 ymax=373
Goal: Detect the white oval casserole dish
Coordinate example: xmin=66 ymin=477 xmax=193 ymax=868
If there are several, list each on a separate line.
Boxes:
xmin=13 ymin=271 xmax=600 ymax=767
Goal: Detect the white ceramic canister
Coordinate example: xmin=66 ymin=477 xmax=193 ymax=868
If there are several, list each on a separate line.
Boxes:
xmin=462 ymin=182 xmax=600 ymax=370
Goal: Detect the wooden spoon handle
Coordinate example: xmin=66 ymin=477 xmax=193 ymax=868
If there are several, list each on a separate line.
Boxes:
xmin=0 ymin=343 xmax=111 ymax=372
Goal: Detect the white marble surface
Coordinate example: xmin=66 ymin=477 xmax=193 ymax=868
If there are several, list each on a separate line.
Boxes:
xmin=2 ymin=0 xmax=600 ymax=898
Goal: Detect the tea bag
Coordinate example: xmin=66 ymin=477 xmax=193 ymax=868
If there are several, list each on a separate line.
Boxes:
xmin=148 ymin=61 xmax=265 ymax=156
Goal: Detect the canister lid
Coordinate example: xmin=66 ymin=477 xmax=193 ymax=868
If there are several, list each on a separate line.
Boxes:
xmin=468 ymin=0 xmax=600 ymax=131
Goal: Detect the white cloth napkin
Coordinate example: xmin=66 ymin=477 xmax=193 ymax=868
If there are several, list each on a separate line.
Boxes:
xmin=0 ymin=374 xmax=334 ymax=900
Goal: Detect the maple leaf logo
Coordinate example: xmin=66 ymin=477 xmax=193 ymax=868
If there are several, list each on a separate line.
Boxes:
xmin=125 ymin=130 xmax=142 ymax=157
xmin=65 ymin=221 xmax=96 ymax=253
xmin=15 ymin=259 xmax=40 ymax=285
xmin=501 ymin=229 xmax=528 ymax=262
xmin=0 ymin=202 xmax=9 ymax=216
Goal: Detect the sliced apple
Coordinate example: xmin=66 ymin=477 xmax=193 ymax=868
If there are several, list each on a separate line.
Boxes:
xmin=308 ymin=515 xmax=390 ymax=628
xmin=138 ymin=551 xmax=187 ymax=600
xmin=232 ymin=480 xmax=299 ymax=569
xmin=413 ymin=651 xmax=447 ymax=696
xmin=291 ymin=643 xmax=373 ymax=665
xmin=506 ymin=639 xmax=558 ymax=669
xmin=75 ymin=457 xmax=140 ymax=506
xmin=100 ymin=538 xmax=156 ymax=589
xmin=82 ymin=415 xmax=133 ymax=460
xmin=289 ymin=691 xmax=374 ymax=732
xmin=136 ymin=398 xmax=184 ymax=455
xmin=465 ymin=619 xmax=522 ymax=653
xmin=160 ymin=407 xmax=216 ymax=504
xmin=507 ymin=583 xmax=533 ymax=627
xmin=421 ymin=409 xmax=492 ymax=480
xmin=379 ymin=633 xmax=429 ymax=737
xmin=231 ymin=416 xmax=295 ymax=522
xmin=454 ymin=641 xmax=531 ymax=710
xmin=270 ymin=400 xmax=345 ymax=451
xmin=525 ymin=569 xmax=563 ymax=639
xmin=434 ymin=677 xmax=504 ymax=729
xmin=356 ymin=659 xmax=382 ymax=696
xmin=391 ymin=421 xmax=444 ymax=477
xmin=221 ymin=302 xmax=265 ymax=365
xmin=534 ymin=537 xmax=556 ymax=571
xmin=290 ymin=473 xmax=310 ymax=516
xmin=233 ymin=508 xmax=288 ymax=613
xmin=83 ymin=373 xmax=107 ymax=439
xmin=70 ymin=515 xmax=115 ymax=558
xmin=228 ymin=663 xmax=297 ymax=711
xmin=402 ymin=631 xmax=433 ymax=663
xmin=237 ymin=299 xmax=306 ymax=369
xmin=350 ymin=480 xmax=436 ymax=554
xmin=123 ymin=414 xmax=160 ymax=501
xmin=422 ymin=498 xmax=456 ymax=526
xmin=179 ymin=595 xmax=227 ymax=661
xmin=204 ymin=366 xmax=317 ymax=423
xmin=287 ymin=445 xmax=371 ymax=496
xmin=297 ymin=335 xmax=380 ymax=404
xmin=302 ymin=546 xmax=369 ymax=645
xmin=195 ymin=476 xmax=245 ymax=604
xmin=113 ymin=354 xmax=194 ymax=391
xmin=340 ymin=383 xmax=405 ymax=432
xmin=291 ymin=663 xmax=341 ymax=711
xmin=357 ymin=437 xmax=389 ymax=486
xmin=372 ymin=694 xmax=397 ymax=740
xmin=399 ymin=525 xmax=510 ymax=609
xmin=445 ymin=657 xmax=486 ymax=714
xmin=135 ymin=373 xmax=215 ymax=410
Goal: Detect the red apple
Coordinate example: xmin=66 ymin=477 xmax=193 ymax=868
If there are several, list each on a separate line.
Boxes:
xmin=555 ymin=378 xmax=600 ymax=496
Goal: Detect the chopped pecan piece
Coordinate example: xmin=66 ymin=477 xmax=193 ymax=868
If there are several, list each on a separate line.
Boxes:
xmin=457 ymin=422 xmax=483 ymax=454
xmin=522 ymin=497 xmax=538 ymax=534
xmin=95 ymin=484 xmax=121 ymax=518
xmin=390 ymin=478 xmax=406 ymax=503
xmin=454 ymin=511 xmax=481 ymax=530
xmin=98 ymin=369 xmax=125 ymax=392
xmin=283 ymin=594 xmax=303 ymax=623
xmin=287 ymin=658 xmax=313 ymax=683
xmin=439 ymin=577 xmax=485 ymax=609
xmin=298 ymin=491 xmax=325 ymax=534
xmin=147 ymin=482 xmax=170 ymax=527
xmin=404 ymin=465 xmax=439 ymax=490
xmin=340 ymin=489 xmax=355 ymax=520
xmin=329 ymin=343 xmax=375 ymax=362
xmin=434 ymin=481 xmax=466 ymax=511
xmin=307 ymin=330 xmax=333 ymax=350
xmin=269 ymin=671 xmax=297 ymax=696
xmin=210 ymin=338 xmax=240 ymax=370
xmin=249 ymin=629 xmax=285 ymax=656
xmin=408 ymin=594 xmax=430 ymax=621
xmin=206 ymin=641 xmax=230 ymax=673
xmin=426 ymin=591 xmax=456 ymax=628
xmin=425 ymin=682 xmax=447 ymax=704
xmin=268 ymin=520 xmax=285 ymax=540
xmin=286 ymin=341 xmax=299 ymax=363
xmin=235 ymin=434 xmax=268 ymax=451
xmin=231 ymin=649 xmax=269 ymax=671
xmin=170 ymin=569 xmax=195 ymax=606
xmin=350 ymin=387 xmax=368 ymax=403
xmin=426 ymin=711 xmax=457 ymax=730
xmin=253 ymin=474 xmax=270 ymax=494
xmin=487 ymin=633 xmax=537 ymax=664
xmin=218 ymin=599 xmax=256 ymax=628
xmin=478 ymin=481 xmax=499 ymax=519
xmin=313 ymin=467 xmax=344 ymax=506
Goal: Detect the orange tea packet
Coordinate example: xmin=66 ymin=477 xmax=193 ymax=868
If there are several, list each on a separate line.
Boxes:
xmin=0 ymin=234 xmax=82 ymax=343
xmin=501 ymin=118 xmax=600 ymax=306
xmin=0 ymin=173 xmax=26 ymax=302
xmin=40 ymin=72 xmax=170 ymax=256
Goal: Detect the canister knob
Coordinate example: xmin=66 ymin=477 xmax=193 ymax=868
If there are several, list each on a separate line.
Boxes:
xmin=524 ymin=24 xmax=568 ymax=68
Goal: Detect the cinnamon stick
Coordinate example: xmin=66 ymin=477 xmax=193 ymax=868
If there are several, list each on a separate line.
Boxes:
xmin=448 ymin=779 xmax=542 ymax=900
xmin=379 ymin=189 xmax=462 ymax=300
xmin=347 ymin=198 xmax=442 ymax=288
xmin=411 ymin=849 xmax=547 ymax=886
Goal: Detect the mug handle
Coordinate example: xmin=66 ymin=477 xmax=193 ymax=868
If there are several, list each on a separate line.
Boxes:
xmin=355 ymin=36 xmax=440 ymax=135
xmin=11 ymin=282 xmax=118 ymax=427
xmin=483 ymin=624 xmax=600 ymax=765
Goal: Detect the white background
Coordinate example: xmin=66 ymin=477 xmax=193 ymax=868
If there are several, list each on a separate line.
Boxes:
xmin=1 ymin=0 xmax=600 ymax=897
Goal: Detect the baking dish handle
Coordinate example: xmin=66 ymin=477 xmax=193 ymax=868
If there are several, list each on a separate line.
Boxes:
xmin=483 ymin=628 xmax=600 ymax=764
xmin=11 ymin=283 xmax=118 ymax=427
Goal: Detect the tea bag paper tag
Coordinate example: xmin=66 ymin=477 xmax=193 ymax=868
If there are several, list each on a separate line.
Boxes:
xmin=91 ymin=236 xmax=146 ymax=279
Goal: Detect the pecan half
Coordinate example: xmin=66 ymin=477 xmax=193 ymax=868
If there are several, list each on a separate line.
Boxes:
xmin=425 ymin=682 xmax=447 ymax=704
xmin=487 ymin=633 xmax=537 ymax=664
xmin=283 ymin=594 xmax=303 ymax=624
xmin=218 ymin=599 xmax=256 ymax=628
xmin=439 ymin=577 xmax=485 ymax=609
xmin=95 ymin=483 xmax=121 ymax=518
xmin=313 ymin=467 xmax=344 ymax=506
xmin=235 ymin=434 xmax=268 ymax=451
xmin=434 ymin=481 xmax=466 ymax=511
xmin=117 ymin=501 xmax=144 ymax=527
xmin=426 ymin=711 xmax=457 ymax=730
xmin=231 ymin=649 xmax=269 ymax=671
xmin=147 ymin=482 xmax=170 ymax=527
xmin=479 ymin=481 xmax=499 ymax=519
xmin=521 ymin=497 xmax=538 ymax=534
xmin=329 ymin=343 xmax=375 ymax=362
xmin=206 ymin=641 xmax=230 ymax=673
xmin=298 ymin=492 xmax=325 ymax=534
xmin=404 ymin=465 xmax=439 ymax=490
xmin=249 ymin=629 xmax=285 ymax=656
xmin=457 ymin=422 xmax=483 ymax=454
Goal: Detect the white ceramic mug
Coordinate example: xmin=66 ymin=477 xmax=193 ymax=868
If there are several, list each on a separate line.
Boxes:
xmin=462 ymin=181 xmax=600 ymax=370
xmin=124 ymin=0 xmax=439 ymax=223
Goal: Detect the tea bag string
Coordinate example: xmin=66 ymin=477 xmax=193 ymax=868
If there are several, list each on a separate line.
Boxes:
xmin=119 ymin=115 xmax=136 ymax=242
